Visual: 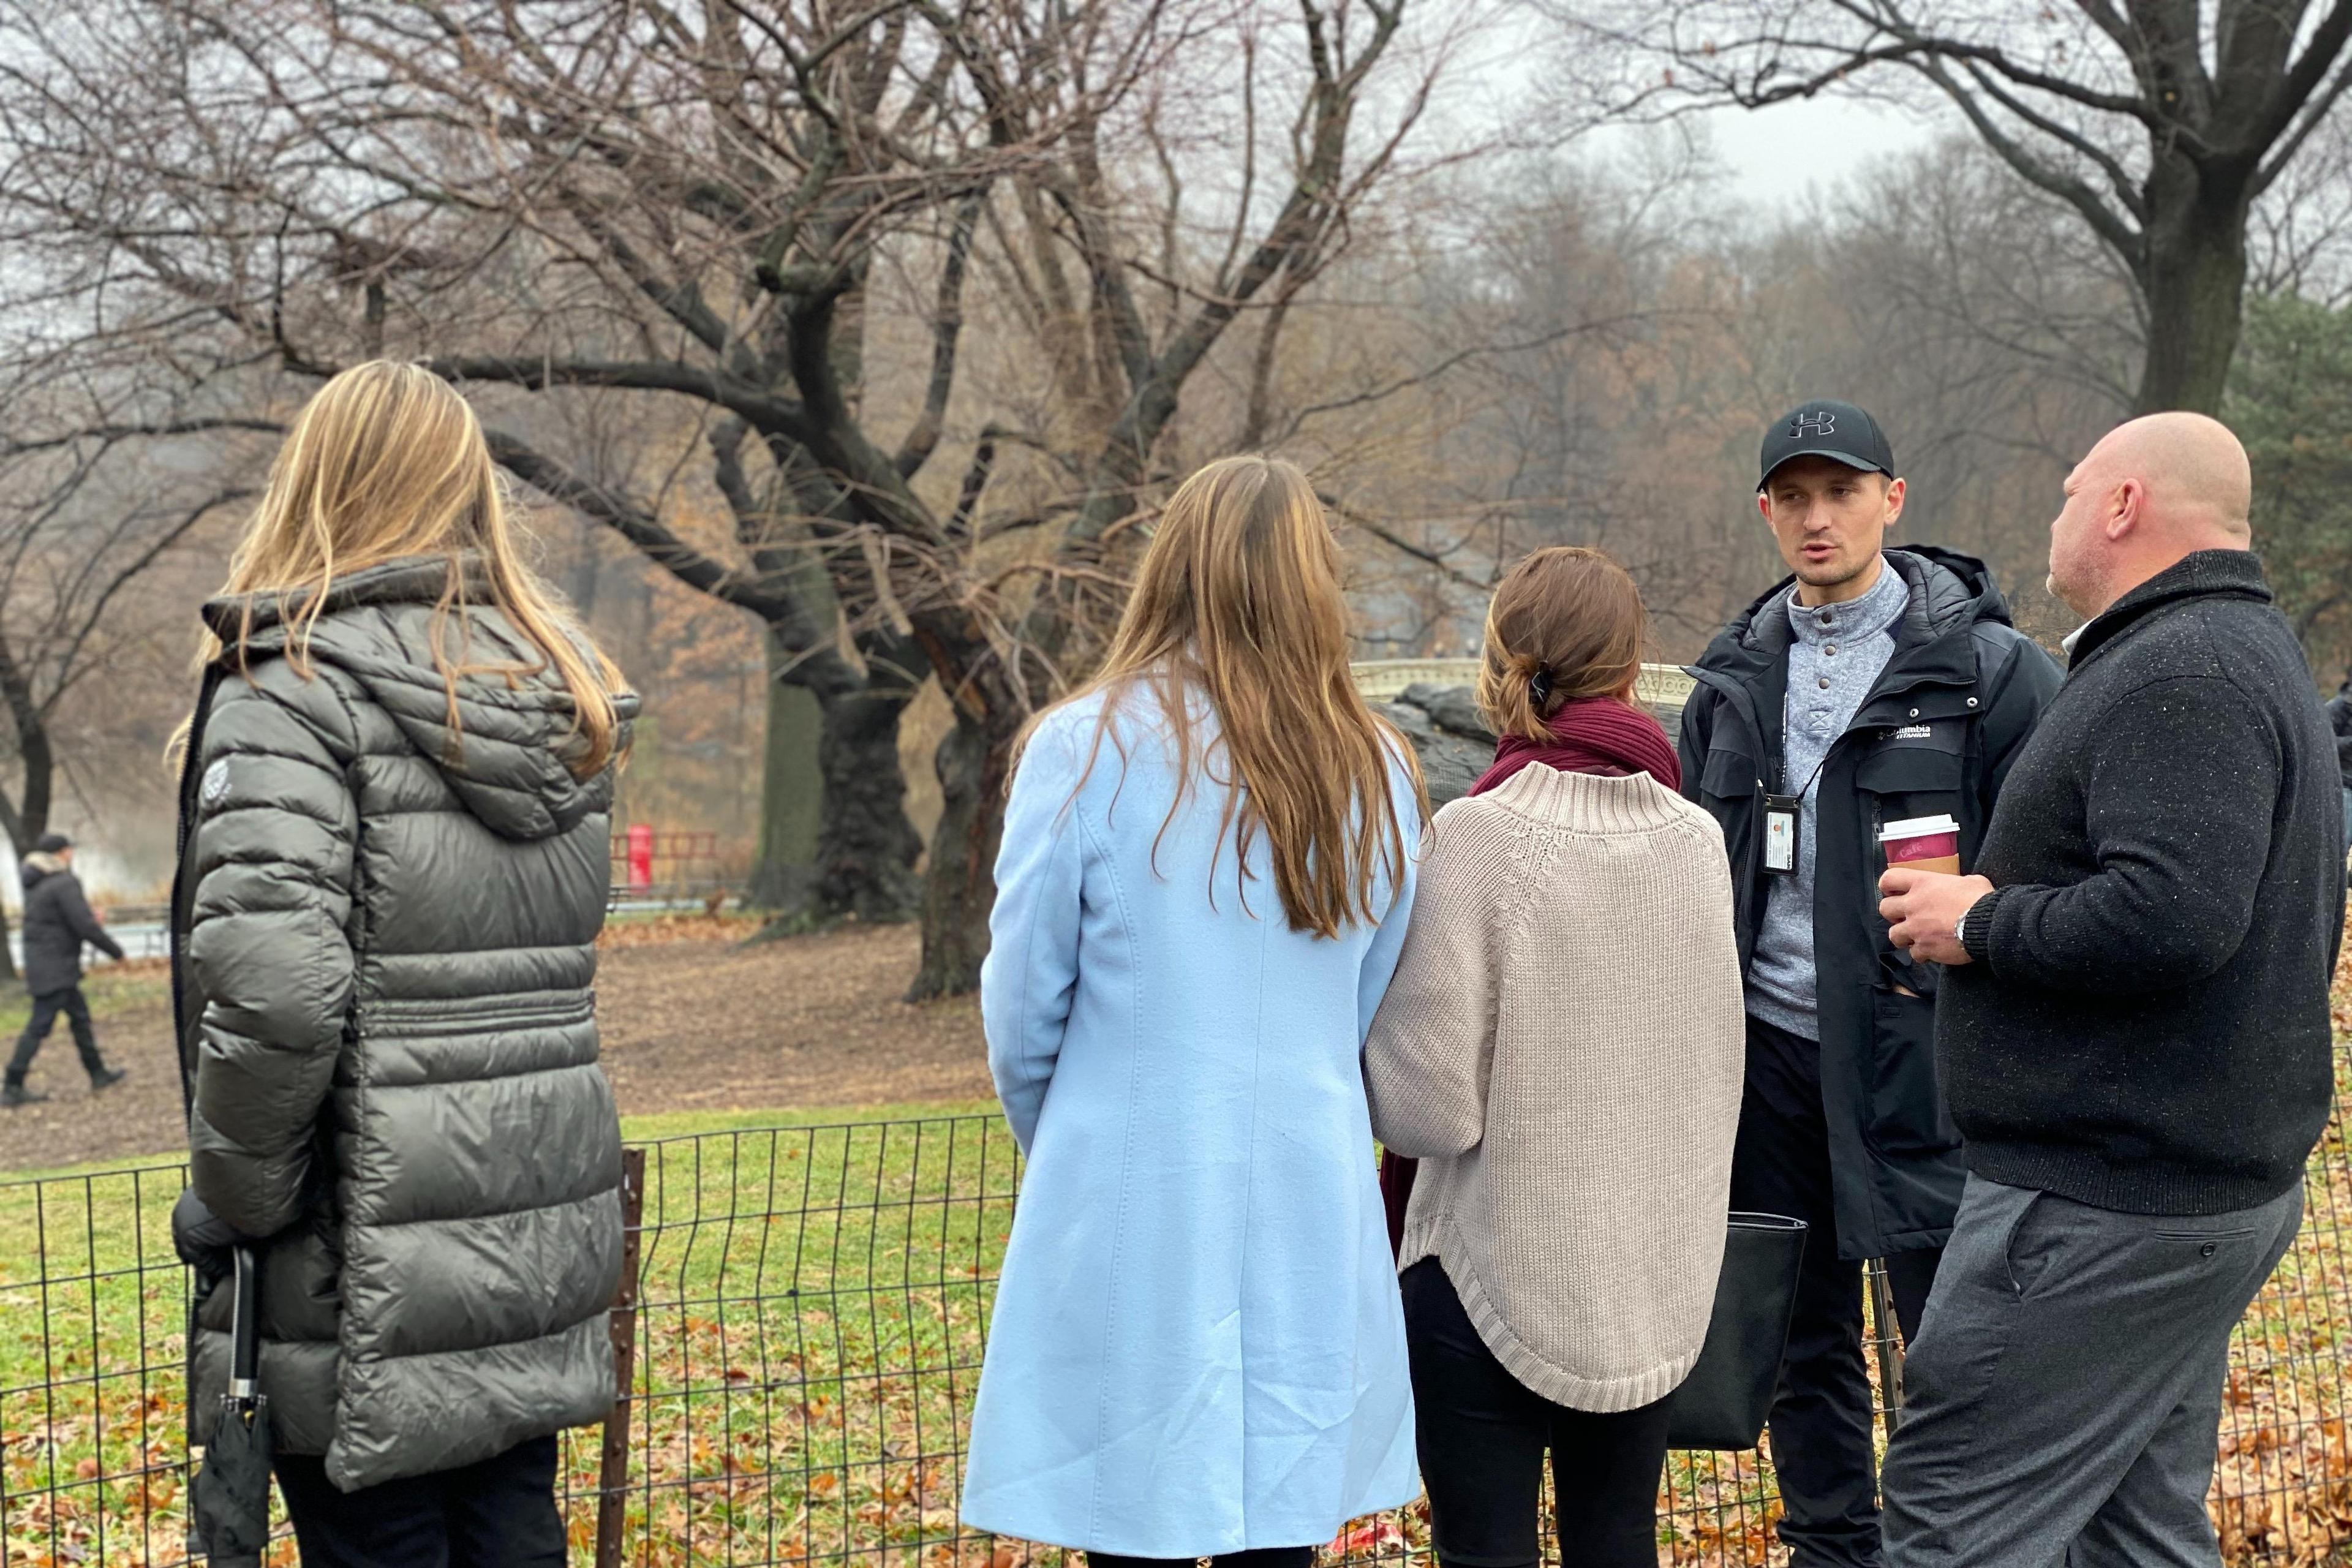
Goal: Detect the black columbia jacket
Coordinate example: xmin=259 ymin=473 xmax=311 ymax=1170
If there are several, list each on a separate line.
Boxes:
xmin=1679 ymin=547 xmax=2063 ymax=1259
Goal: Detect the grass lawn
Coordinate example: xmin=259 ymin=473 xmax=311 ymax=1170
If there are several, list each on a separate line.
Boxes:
xmin=5 ymin=1036 xmax=2350 ymax=1565
xmin=2 ymin=1102 xmax=1016 ymax=1567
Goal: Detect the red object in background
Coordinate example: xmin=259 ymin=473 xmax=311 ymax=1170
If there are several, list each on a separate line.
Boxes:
xmin=626 ymin=823 xmax=654 ymax=891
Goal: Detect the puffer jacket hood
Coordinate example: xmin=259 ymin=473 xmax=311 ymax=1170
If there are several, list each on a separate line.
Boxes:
xmin=175 ymin=553 xmax=635 ymax=1493
xmin=20 ymin=850 xmax=64 ymax=886
xmin=201 ymin=557 xmax=631 ymax=842
xmin=1705 ymin=546 xmax=2016 ymax=668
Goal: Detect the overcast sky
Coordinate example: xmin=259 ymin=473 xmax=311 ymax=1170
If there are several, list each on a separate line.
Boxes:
xmin=1446 ymin=7 xmax=1953 ymax=213
xmin=1691 ymin=96 xmax=1942 ymax=208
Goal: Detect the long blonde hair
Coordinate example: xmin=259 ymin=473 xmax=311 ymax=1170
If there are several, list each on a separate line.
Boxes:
xmin=1028 ymin=455 xmax=1424 ymax=938
xmin=200 ymin=361 xmax=625 ymax=776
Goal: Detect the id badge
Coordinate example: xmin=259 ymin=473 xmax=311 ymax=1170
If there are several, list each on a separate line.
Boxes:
xmin=1763 ymin=793 xmax=1801 ymax=875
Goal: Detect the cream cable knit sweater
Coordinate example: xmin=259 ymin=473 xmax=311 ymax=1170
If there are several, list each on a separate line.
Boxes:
xmin=1364 ymin=763 xmax=1746 ymax=1412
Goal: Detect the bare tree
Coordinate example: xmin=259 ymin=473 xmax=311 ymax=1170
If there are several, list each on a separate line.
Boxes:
xmin=0 ymin=379 xmax=251 ymax=978
xmin=1558 ymin=0 xmax=2352 ymax=415
xmin=0 ymin=0 xmax=1464 ymax=995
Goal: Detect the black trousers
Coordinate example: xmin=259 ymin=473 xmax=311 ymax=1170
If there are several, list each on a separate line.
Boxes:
xmin=1731 ymin=1015 xmax=1940 ymax=1568
xmin=274 ymin=1434 xmax=565 ymax=1568
xmin=4 ymin=984 xmax=104 ymax=1087
xmin=1402 ymin=1257 xmax=1672 ymax=1568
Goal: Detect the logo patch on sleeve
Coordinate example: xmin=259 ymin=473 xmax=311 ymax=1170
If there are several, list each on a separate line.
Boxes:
xmin=200 ymin=759 xmax=230 ymax=805
xmin=1891 ymin=723 xmax=1934 ymax=741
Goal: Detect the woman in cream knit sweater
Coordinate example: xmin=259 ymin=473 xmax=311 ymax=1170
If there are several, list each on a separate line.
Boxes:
xmin=1365 ymin=547 xmax=1745 ymax=1568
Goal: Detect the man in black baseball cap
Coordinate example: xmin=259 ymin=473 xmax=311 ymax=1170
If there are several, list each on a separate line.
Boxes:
xmin=3 ymin=831 xmax=128 ymax=1107
xmin=1677 ymin=400 xmax=2062 ymax=1566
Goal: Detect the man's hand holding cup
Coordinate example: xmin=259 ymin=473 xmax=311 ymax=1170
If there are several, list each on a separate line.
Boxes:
xmin=1876 ymin=813 xmax=1989 ymax=967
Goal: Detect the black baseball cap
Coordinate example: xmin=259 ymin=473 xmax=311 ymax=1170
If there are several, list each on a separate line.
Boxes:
xmin=1760 ymin=399 xmax=1895 ymax=487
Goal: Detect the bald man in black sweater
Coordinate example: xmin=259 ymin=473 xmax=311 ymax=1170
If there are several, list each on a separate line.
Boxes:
xmin=1874 ymin=413 xmax=2345 ymax=1568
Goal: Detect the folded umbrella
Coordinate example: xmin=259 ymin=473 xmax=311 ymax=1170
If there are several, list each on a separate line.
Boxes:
xmin=190 ymin=1245 xmax=271 ymax=1567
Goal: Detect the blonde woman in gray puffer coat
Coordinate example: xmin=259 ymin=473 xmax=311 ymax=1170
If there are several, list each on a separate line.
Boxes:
xmin=170 ymin=361 xmax=635 ymax=1565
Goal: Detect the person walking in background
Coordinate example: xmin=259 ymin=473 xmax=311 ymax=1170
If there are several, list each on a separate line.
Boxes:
xmin=1678 ymin=401 xmax=2062 ymax=1568
xmin=1364 ymin=547 xmax=1744 ymax=1568
xmin=2 ymin=832 xmax=129 ymax=1107
xmin=961 ymin=456 xmax=1425 ymax=1566
xmin=1876 ymin=413 xmax=2345 ymax=1567
xmin=168 ymin=361 xmax=636 ymax=1566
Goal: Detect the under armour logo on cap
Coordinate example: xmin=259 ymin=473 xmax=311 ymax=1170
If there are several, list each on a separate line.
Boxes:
xmin=1760 ymin=398 xmax=1894 ymax=486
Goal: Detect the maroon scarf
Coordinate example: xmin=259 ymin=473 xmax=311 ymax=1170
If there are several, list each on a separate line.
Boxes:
xmin=1378 ymin=696 xmax=1681 ymax=1257
xmin=1469 ymin=696 xmax=1683 ymax=796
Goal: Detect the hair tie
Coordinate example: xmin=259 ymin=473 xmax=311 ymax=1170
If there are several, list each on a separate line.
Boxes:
xmin=1528 ymin=668 xmax=1554 ymax=705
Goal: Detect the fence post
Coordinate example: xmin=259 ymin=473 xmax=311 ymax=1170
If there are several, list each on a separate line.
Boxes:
xmin=595 ymin=1147 xmax=647 ymax=1568
xmin=1866 ymin=1256 xmax=1906 ymax=1444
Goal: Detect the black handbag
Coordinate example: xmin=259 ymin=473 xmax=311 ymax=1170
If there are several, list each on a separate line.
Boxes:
xmin=1665 ymin=1211 xmax=1808 ymax=1450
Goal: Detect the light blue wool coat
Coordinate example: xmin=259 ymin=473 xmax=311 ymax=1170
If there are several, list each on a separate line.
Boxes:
xmin=960 ymin=687 xmax=1423 ymax=1555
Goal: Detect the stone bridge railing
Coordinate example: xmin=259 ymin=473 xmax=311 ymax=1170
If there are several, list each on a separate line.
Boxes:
xmin=1352 ymin=660 xmax=1695 ymax=805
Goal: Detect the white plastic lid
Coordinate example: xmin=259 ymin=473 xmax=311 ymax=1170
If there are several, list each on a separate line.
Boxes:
xmin=1879 ymin=813 xmax=1960 ymax=840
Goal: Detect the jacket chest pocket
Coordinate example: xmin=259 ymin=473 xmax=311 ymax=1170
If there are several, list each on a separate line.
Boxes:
xmin=1854 ymin=739 xmax=1967 ymax=868
xmin=1699 ymin=748 xmax=1761 ymax=807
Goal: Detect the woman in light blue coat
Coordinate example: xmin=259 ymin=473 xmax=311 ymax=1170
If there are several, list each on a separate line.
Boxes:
xmin=962 ymin=456 xmax=1427 ymax=1565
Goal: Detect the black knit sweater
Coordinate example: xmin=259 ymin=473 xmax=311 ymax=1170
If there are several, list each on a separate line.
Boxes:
xmin=1940 ymin=551 xmax=2346 ymax=1215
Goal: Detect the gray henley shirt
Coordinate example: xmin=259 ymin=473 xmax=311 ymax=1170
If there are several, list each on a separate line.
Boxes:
xmin=1746 ymin=557 xmax=1910 ymax=1039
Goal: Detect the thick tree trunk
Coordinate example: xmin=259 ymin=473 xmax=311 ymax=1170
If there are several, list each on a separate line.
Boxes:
xmin=748 ymin=633 xmax=925 ymax=927
xmin=807 ymin=674 xmax=922 ymax=922
xmin=905 ymin=708 xmax=1012 ymax=1000
xmin=2135 ymin=159 xmax=2254 ymax=416
xmin=745 ymin=645 xmax=822 ymax=910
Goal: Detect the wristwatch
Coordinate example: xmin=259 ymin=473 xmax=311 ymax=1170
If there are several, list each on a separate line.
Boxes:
xmin=1953 ymin=914 xmax=1970 ymax=959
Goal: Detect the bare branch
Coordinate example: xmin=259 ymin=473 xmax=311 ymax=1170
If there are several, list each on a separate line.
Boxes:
xmin=894 ymin=189 xmax=987 ymax=479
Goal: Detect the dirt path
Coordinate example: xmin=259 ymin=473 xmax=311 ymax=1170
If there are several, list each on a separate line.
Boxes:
xmin=595 ymin=921 xmax=990 ymax=1115
xmin=0 ymin=923 xmax=989 ymax=1174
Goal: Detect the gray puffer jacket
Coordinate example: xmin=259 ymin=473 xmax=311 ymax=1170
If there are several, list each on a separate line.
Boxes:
xmin=175 ymin=556 xmax=635 ymax=1492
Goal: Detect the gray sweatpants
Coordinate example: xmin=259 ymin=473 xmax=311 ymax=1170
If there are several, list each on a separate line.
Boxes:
xmin=1880 ymin=1172 xmax=2301 ymax=1567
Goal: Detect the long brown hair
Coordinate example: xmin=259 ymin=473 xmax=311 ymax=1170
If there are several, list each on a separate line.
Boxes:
xmin=1476 ymin=546 xmax=1648 ymax=741
xmin=199 ymin=361 xmax=625 ymax=776
xmin=1026 ymin=455 xmax=1425 ymax=938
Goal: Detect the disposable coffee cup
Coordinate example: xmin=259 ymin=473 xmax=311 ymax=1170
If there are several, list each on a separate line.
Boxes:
xmin=1880 ymin=813 xmax=1961 ymax=876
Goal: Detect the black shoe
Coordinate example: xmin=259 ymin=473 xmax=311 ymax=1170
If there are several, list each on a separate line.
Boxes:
xmin=2 ymin=1083 xmax=48 ymax=1109
xmin=90 ymin=1067 xmax=127 ymax=1093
